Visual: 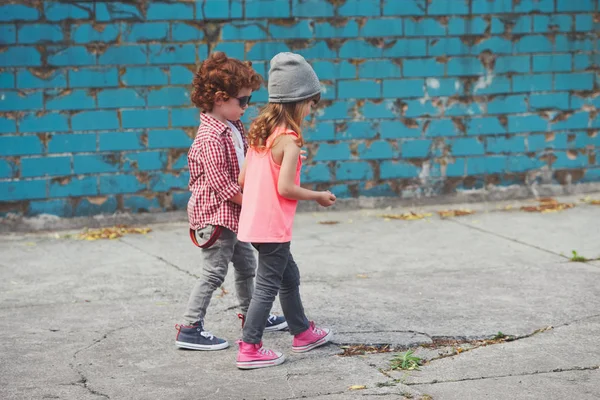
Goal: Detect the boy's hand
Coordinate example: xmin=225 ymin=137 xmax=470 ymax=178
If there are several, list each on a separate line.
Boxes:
xmin=316 ymin=191 xmax=336 ymax=207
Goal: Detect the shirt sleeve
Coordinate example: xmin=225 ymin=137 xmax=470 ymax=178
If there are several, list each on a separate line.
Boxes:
xmin=199 ymin=138 xmax=240 ymax=201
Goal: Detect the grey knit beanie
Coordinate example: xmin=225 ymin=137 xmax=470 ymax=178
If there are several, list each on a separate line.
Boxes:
xmin=268 ymin=52 xmax=321 ymax=103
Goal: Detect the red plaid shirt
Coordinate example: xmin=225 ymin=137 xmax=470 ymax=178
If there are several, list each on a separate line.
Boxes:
xmin=187 ymin=113 xmax=247 ymax=232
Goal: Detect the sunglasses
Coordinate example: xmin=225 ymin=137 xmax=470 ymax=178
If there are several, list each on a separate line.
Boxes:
xmin=236 ymin=95 xmax=252 ymax=108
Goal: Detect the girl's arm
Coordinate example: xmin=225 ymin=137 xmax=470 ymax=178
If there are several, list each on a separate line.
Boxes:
xmin=277 ymin=136 xmax=332 ymax=203
xmin=238 ymin=159 xmax=247 ymax=189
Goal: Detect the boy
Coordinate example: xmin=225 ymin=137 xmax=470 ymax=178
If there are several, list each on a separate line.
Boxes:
xmin=175 ymin=52 xmax=287 ymax=351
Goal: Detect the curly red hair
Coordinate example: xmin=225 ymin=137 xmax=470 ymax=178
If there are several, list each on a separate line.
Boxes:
xmin=191 ymin=52 xmax=262 ymax=112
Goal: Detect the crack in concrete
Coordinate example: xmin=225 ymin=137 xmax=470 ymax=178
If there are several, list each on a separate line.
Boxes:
xmin=405 ymin=365 xmax=600 ymax=386
xmin=68 ymin=327 xmax=128 ymax=399
xmin=119 ymin=239 xmax=200 ymax=279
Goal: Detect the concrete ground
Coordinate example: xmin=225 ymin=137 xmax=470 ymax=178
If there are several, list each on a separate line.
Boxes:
xmin=1 ymin=194 xmax=599 ymax=400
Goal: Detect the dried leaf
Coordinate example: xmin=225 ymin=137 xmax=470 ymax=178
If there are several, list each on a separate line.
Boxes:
xmin=581 ymin=196 xmax=600 ymax=205
xmin=356 ymin=274 xmax=368 ymax=279
xmin=318 ymin=220 xmax=340 ymax=225
xmin=381 ymin=212 xmax=432 ymax=221
xmin=520 ymin=198 xmax=574 ymax=213
xmin=349 ymin=385 xmax=367 ymax=391
xmin=75 ymin=225 xmax=152 ymax=241
xmin=437 ymin=209 xmax=475 ymax=218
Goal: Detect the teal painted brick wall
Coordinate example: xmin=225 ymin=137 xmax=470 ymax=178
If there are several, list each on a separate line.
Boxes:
xmin=0 ymin=0 xmax=599 ymax=217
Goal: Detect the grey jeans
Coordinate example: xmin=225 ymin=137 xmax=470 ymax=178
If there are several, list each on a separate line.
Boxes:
xmin=242 ymin=242 xmax=310 ymax=343
xmin=183 ymin=227 xmax=256 ymax=325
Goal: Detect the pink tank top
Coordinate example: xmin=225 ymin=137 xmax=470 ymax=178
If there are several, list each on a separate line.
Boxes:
xmin=237 ymin=128 xmax=302 ymax=243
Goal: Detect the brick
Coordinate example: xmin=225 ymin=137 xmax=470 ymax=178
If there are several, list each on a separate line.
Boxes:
xmin=313 ymin=143 xmax=352 ymax=161
xmin=338 ymin=0 xmax=380 ymax=16
xmin=447 ymin=17 xmax=493 ymax=35
xmin=247 ymin=42 xmax=290 ymax=60
xmin=533 ymin=15 xmax=573 ymax=33
xmin=0 ymin=135 xmax=42 ymax=156
xmin=171 ymin=108 xmax=199 ymax=127
xmin=99 ymin=132 xmax=145 ymax=151
xmin=17 ymin=69 xmax=66 ymax=89
xmin=383 ymin=0 xmax=426 ymax=15
xmin=213 ymin=42 xmax=246 ymax=60
xmin=487 ymin=95 xmax=528 ymax=114
xmin=73 ymin=154 xmax=119 ymax=174
xmin=122 ymin=22 xmax=169 ymax=42
xmin=99 ymin=45 xmax=147 ymax=65
xmin=48 ymin=133 xmax=96 ymax=153
xmin=361 ymin=18 xmax=402 ymax=37
xmin=512 ymin=74 xmax=553 ymax=93
xmin=551 ymin=111 xmax=590 ymax=131
xmin=554 ymin=35 xmax=594 ymax=52
xmin=403 ymin=58 xmax=444 ymax=78
xmin=0 ymin=158 xmax=17 ymax=179
xmin=571 ymin=93 xmax=600 ymax=109
xmin=428 ymin=0 xmax=469 ymax=15
xmin=147 ymin=2 xmax=194 ymax=20
xmin=428 ymin=38 xmax=469 ymax=56
xmin=338 ymin=81 xmax=381 ymax=99
xmin=292 ymin=0 xmax=334 ymax=17
xmin=122 ymin=109 xmax=169 ymax=129
xmin=123 ymin=195 xmax=161 ymax=212
xmin=566 ymin=132 xmax=600 ymax=149
xmin=269 ymin=20 xmax=312 ymax=39
xmin=0 ymin=180 xmax=47 ymax=201
xmin=357 ymin=141 xmax=395 ymax=159
xmin=508 ymin=115 xmax=548 ymax=133
xmin=198 ymin=44 xmax=209 ymax=60
xmin=320 ymin=82 xmax=335 ymax=100
xmin=314 ymin=20 xmax=357 ymax=39
xmin=74 ymin=196 xmax=118 ymax=216
xmin=171 ymin=22 xmax=204 ymax=41
xmin=425 ymin=119 xmax=457 ymax=137
xmin=556 ymin=0 xmax=594 ymax=11
xmin=336 ymin=161 xmax=374 ymax=180
xmin=555 ymin=73 xmax=594 ymax=91
xmin=120 ymin=66 xmax=169 ymax=86
xmin=316 ymin=101 xmax=351 ymax=120
xmin=71 ymin=24 xmax=119 ymax=43
xmin=507 ymin=155 xmax=545 ymax=172
xmin=575 ymin=15 xmax=593 ymax=31
xmin=404 ymin=100 xmax=440 ymax=118
xmin=514 ymin=0 xmax=554 ymax=12
xmin=0 ymin=4 xmax=39 ymax=21
xmin=0 ymin=71 xmax=15 ymax=89
xmin=467 ymin=116 xmax=506 ymax=135
xmin=486 ymin=136 xmax=526 ymax=154
xmin=21 ymin=156 xmax=71 ymax=177
xmin=472 ymin=76 xmax=511 ymax=95
xmin=245 ymin=0 xmax=290 ymax=18
xmin=338 ymin=40 xmax=380 ymax=58
xmin=445 ymin=101 xmax=484 ymax=117
xmin=0 ymin=91 xmax=43 ymax=111
xmin=471 ymin=37 xmax=513 ymax=55
xmin=301 ymin=163 xmax=332 ymax=183
xmin=100 ymin=174 xmax=145 ymax=194
xmin=362 ymin=100 xmax=396 ymax=119
xmin=304 ymin=122 xmax=335 ymax=142
xmin=230 ymin=0 xmax=243 ymax=19
xmin=382 ymin=79 xmax=424 ymax=98
xmin=337 ymin=121 xmax=377 ymax=140
xmin=123 ymin=151 xmax=167 ymax=171
xmin=20 ymin=112 xmax=69 ymax=133
xmin=380 ymin=160 xmax=419 ymax=178
xmin=533 ymin=54 xmax=572 ymax=73
xmin=467 ymin=156 xmax=507 ymax=175
xmin=148 ymin=44 xmax=196 ymax=64
xmin=252 ymin=86 xmax=269 ymax=102
xmin=0 ymin=116 xmax=16 ymax=133
xmin=405 ymin=18 xmax=446 ymax=36
xmin=49 ymin=176 xmax=97 ymax=197
xmin=527 ymin=133 xmax=568 ymax=152
xmin=171 ymin=191 xmax=191 ymax=209
xmin=293 ymin=41 xmax=336 ymax=60
xmin=449 ymin=137 xmax=485 ymax=156
xmin=170 ymin=66 xmax=194 ymax=85
xmin=380 ymin=120 xmax=421 ymax=138
xmin=384 ymin=38 xmax=428 ymax=57
xmin=222 ymin=21 xmax=268 ymax=41
xmin=515 ymin=35 xmax=553 ymax=53
xmin=358 ymin=60 xmax=401 ymax=79
xmin=0 ymin=46 xmax=41 ymax=67
xmin=0 ymin=24 xmax=16 ymax=44
xmin=148 ymin=171 xmax=189 ymax=192
xmin=44 ymin=2 xmax=92 ymax=21
xmin=401 ymin=139 xmax=431 ymax=158
xmin=471 ymin=0 xmax=512 ymax=14
xmin=202 ymin=0 xmax=230 ymax=19
xmin=425 ymin=78 xmax=462 ymax=96
xmin=48 ymin=46 xmax=96 ymax=66
xmin=574 ymin=54 xmax=600 ymax=71
xmin=69 ymin=68 xmax=118 ymax=88
xmin=71 ymin=110 xmax=119 ymax=131
xmin=447 ymin=58 xmax=485 ymax=76
xmin=170 ymin=152 xmax=188 ymax=169
xmin=311 ymin=61 xmax=355 ymax=80
xmin=494 ymin=55 xmax=530 ymax=74
xmin=97 ymin=88 xmax=145 ymax=108
xmin=18 ymin=24 xmax=63 ymax=44
xmin=95 ymin=2 xmax=143 ymax=21
xmin=530 ymin=92 xmax=570 ymax=110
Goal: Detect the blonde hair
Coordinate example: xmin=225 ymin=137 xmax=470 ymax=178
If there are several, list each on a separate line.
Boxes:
xmin=247 ymin=94 xmax=320 ymax=150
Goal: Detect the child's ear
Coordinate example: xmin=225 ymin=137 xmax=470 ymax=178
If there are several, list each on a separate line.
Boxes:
xmin=214 ymin=92 xmax=227 ymax=106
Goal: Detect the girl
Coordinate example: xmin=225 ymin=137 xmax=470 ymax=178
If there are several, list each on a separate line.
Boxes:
xmin=235 ymin=52 xmax=337 ymax=369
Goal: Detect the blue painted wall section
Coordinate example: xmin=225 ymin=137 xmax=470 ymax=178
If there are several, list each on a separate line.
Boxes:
xmin=0 ymin=0 xmax=599 ymax=217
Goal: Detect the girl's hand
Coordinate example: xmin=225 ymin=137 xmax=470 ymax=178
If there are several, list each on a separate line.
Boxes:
xmin=300 ymin=149 xmax=307 ymax=161
xmin=316 ymin=191 xmax=336 ymax=207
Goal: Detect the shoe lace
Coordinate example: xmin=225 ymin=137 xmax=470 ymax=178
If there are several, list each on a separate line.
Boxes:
xmin=311 ymin=323 xmax=324 ymax=336
xmin=267 ymin=314 xmax=277 ymax=323
xmin=199 ymin=329 xmax=215 ymax=340
xmin=258 ymin=346 xmax=273 ymax=356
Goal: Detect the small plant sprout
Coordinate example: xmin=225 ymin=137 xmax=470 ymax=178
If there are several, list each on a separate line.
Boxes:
xmin=391 ymin=350 xmax=422 ymax=371
xmin=570 ymin=250 xmax=588 ymax=262
xmin=493 ymin=331 xmax=506 ymax=340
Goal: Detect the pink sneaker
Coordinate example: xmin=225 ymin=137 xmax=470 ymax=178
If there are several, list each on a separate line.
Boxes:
xmin=292 ymin=321 xmax=333 ymax=353
xmin=236 ymin=341 xmax=285 ymax=370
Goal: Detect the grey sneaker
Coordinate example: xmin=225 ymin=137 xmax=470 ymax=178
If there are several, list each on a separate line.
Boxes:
xmin=175 ymin=321 xmax=229 ymax=350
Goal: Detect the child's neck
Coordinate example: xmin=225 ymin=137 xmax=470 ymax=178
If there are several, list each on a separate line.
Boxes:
xmin=207 ymin=110 xmax=228 ymax=124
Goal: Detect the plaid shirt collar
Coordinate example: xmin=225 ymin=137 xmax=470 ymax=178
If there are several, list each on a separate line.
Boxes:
xmin=199 ymin=112 xmax=247 ymax=151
